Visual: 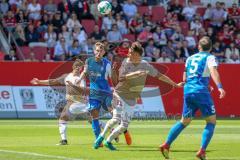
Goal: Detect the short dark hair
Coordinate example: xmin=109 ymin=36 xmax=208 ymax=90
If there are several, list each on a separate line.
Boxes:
xmin=131 ymin=41 xmax=143 ymax=56
xmin=199 ymin=36 xmax=212 ymax=51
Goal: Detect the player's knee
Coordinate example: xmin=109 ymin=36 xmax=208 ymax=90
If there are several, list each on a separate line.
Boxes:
xmin=181 ymin=118 xmax=191 ymax=126
xmin=109 ymin=118 xmax=120 ymax=126
xmin=206 ymin=115 xmax=216 ymax=125
xmin=119 ymin=124 xmax=128 ymax=133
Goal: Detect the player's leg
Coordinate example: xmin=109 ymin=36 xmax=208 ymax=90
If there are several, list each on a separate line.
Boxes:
xmin=160 ymin=94 xmax=197 ymax=159
xmin=197 ymin=94 xmax=216 ymax=160
xmin=57 ymin=102 xmax=71 ymax=145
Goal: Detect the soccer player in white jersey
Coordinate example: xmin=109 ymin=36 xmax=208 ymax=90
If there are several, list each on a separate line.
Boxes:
xmin=160 ymin=36 xmax=226 ymax=160
xmin=94 ymin=42 xmax=184 ymax=150
xmin=31 ymin=59 xmax=90 ymax=145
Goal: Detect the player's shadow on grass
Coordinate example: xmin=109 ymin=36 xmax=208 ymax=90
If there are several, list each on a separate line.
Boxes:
xmin=171 ymin=149 xmax=216 ymax=153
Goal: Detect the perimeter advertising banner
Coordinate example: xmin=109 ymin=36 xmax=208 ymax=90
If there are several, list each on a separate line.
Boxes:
xmin=0 ymin=86 xmax=17 ymax=118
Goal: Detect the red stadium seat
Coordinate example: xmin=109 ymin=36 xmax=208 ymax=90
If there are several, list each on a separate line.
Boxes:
xmin=138 ymin=6 xmax=149 ymax=16
xmin=180 ymin=21 xmax=189 ymax=35
xmin=0 ymin=52 xmax=4 ymax=61
xmin=17 ymin=46 xmax=31 ymax=60
xmin=151 ymin=6 xmax=165 ymax=22
xmin=192 ymin=0 xmax=201 ymax=5
xmin=196 ymin=7 xmax=206 ymax=16
xmin=81 ymin=19 xmax=96 ymax=36
xmin=122 ymin=34 xmax=136 ymax=42
xmin=31 ymin=47 xmax=48 ymax=61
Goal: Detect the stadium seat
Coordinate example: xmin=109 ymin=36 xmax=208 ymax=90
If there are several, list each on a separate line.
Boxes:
xmin=122 ymin=34 xmax=136 ymax=42
xmin=151 ymin=6 xmax=165 ymax=22
xmin=17 ymin=46 xmax=31 ymax=60
xmin=196 ymin=7 xmax=206 ymax=16
xmin=31 ymin=46 xmax=48 ymax=61
xmin=180 ymin=21 xmax=189 ymax=35
xmin=138 ymin=6 xmax=149 ymax=16
xmin=81 ymin=19 xmax=96 ymax=36
xmin=0 ymin=52 xmax=4 ymax=61
xmin=192 ymin=0 xmax=201 ymax=5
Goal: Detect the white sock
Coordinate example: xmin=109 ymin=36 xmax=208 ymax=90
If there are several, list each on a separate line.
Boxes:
xmin=99 ymin=121 xmax=106 ymax=130
xmin=59 ymin=120 xmax=68 ymax=140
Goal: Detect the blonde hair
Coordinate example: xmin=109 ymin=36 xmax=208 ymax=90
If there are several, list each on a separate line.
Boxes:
xmin=72 ymin=59 xmax=84 ymax=69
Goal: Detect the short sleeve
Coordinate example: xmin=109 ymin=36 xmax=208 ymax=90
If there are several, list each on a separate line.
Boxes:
xmin=105 ymin=63 xmax=112 ymax=78
xmin=83 ymin=58 xmax=89 ymax=74
xmin=146 ymin=62 xmax=159 ymax=77
xmin=207 ymin=55 xmax=218 ymax=68
xmin=56 ymin=74 xmax=68 ymax=85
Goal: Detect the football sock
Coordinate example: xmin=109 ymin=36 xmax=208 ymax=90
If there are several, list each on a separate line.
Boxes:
xmin=201 ymin=123 xmax=215 ymax=150
xmin=166 ymin=121 xmax=186 ymax=146
xmin=59 ymin=120 xmax=68 ymax=140
xmin=92 ymin=119 xmax=101 ymax=139
xmin=100 ymin=118 xmax=119 ymax=137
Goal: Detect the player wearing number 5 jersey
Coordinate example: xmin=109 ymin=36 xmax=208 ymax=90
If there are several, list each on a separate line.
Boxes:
xmin=160 ymin=36 xmax=226 ymax=160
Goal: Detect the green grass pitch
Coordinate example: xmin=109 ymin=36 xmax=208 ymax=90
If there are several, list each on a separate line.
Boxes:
xmin=0 ymin=120 xmax=239 ymax=160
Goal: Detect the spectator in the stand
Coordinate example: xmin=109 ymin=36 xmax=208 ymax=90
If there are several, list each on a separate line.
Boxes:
xmin=226 ymin=53 xmax=240 ymax=63
xmin=0 ymin=0 xmax=9 ymax=15
xmin=142 ymin=13 xmax=155 ymax=28
xmin=153 ymin=26 xmax=167 ymax=48
xmin=182 ymin=0 xmax=197 ymax=22
xmin=181 ymin=40 xmax=192 ymax=57
xmin=137 ymin=25 xmax=153 ymax=44
xmin=220 ymin=2 xmax=228 ymax=20
xmin=101 ymin=13 xmax=116 ymax=31
xmin=123 ymin=0 xmax=137 ymax=21
xmin=156 ymin=51 xmax=171 ymax=63
xmin=9 ymin=0 xmax=22 ymax=7
xmin=128 ymin=14 xmax=144 ymax=34
xmin=235 ymin=33 xmax=240 ymax=49
xmin=82 ymin=37 xmax=94 ymax=55
xmin=4 ymin=49 xmax=18 ymax=61
xmin=66 ymin=13 xmax=82 ymax=32
xmin=111 ymin=0 xmax=123 ymax=16
xmin=203 ymin=3 xmax=212 ymax=20
xmin=107 ymin=24 xmax=122 ymax=43
xmin=54 ymin=37 xmax=68 ymax=61
xmin=161 ymin=12 xmax=178 ymax=38
xmin=44 ymin=0 xmax=57 ymax=14
xmin=114 ymin=38 xmax=130 ymax=58
xmin=218 ymin=24 xmax=234 ymax=47
xmin=25 ymin=51 xmax=39 ymax=62
xmin=57 ymin=0 xmax=71 ymax=21
xmin=18 ymin=0 xmax=29 ymax=13
xmin=3 ymin=10 xmax=17 ymax=31
xmin=228 ymin=3 xmax=240 ymax=18
xmin=58 ymin=25 xmax=72 ymax=46
xmin=206 ymin=27 xmax=216 ymax=43
xmin=68 ymin=39 xmax=81 ymax=58
xmin=52 ymin=11 xmax=65 ymax=34
xmin=210 ymin=1 xmax=225 ymax=30
xmin=90 ymin=0 xmax=101 ymax=22
xmin=225 ymin=42 xmax=239 ymax=62
xmin=44 ymin=24 xmax=57 ymax=48
xmin=167 ymin=0 xmax=183 ymax=21
xmin=145 ymin=38 xmax=157 ymax=61
xmin=38 ymin=13 xmax=49 ymax=32
xmin=212 ymin=41 xmax=225 ymax=62
xmin=223 ymin=15 xmax=236 ymax=31
xmin=174 ymin=49 xmax=185 ymax=63
xmin=162 ymin=40 xmax=175 ymax=61
xmin=190 ymin=17 xmax=202 ymax=36
xmin=27 ymin=0 xmax=41 ymax=20
xmin=115 ymin=13 xmax=128 ymax=35
xmin=170 ymin=26 xmax=184 ymax=47
xmin=90 ymin=25 xmax=105 ymax=42
xmin=77 ymin=28 xmax=88 ymax=48
xmin=185 ymin=30 xmax=196 ymax=49
xmin=14 ymin=24 xmax=27 ymax=46
xmin=43 ymin=53 xmax=54 ymax=62
xmin=25 ymin=23 xmax=40 ymax=43
xmin=16 ymin=10 xmax=28 ymax=27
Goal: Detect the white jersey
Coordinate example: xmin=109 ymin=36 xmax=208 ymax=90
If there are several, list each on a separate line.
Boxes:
xmin=64 ymin=73 xmax=85 ymax=87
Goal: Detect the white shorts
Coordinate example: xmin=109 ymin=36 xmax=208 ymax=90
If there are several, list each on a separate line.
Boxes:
xmin=69 ymin=102 xmax=88 ymax=115
xmin=113 ymin=92 xmax=135 ymax=123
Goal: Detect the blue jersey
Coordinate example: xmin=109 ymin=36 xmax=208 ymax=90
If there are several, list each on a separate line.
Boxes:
xmin=184 ymin=52 xmax=218 ymax=95
xmin=84 ymin=57 xmax=112 ymax=100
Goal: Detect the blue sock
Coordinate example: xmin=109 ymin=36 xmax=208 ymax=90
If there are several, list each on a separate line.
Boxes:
xmin=166 ymin=121 xmax=186 ymax=146
xmin=201 ymin=123 xmax=215 ymax=150
xmin=92 ymin=119 xmax=101 ymax=139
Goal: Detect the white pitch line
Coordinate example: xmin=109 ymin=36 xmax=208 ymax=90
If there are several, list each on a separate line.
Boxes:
xmin=0 ymin=149 xmax=85 ymax=160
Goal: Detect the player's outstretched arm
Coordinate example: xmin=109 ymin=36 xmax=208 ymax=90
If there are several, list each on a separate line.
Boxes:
xmin=158 ymin=73 xmax=184 ymax=88
xmin=209 ymin=66 xmax=226 ymax=99
xmin=30 ymin=78 xmax=60 ymax=85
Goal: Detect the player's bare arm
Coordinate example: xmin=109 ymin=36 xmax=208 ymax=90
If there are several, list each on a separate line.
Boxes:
xmin=30 ymin=78 xmax=61 ymax=85
xmin=209 ymin=66 xmax=226 ymax=99
xmin=158 ymin=73 xmax=184 ymax=88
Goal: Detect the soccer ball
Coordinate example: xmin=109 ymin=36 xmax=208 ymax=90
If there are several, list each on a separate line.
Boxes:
xmin=98 ymin=1 xmax=112 ymax=15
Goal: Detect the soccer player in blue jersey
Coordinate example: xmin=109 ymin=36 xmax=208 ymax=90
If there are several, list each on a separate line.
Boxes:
xmin=80 ymin=42 xmax=113 ymax=145
xmin=160 ymin=36 xmax=226 ymax=160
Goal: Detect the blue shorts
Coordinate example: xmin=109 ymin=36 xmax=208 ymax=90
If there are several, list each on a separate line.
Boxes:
xmin=182 ymin=93 xmax=215 ymax=118
xmin=87 ymin=95 xmax=112 ymax=111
